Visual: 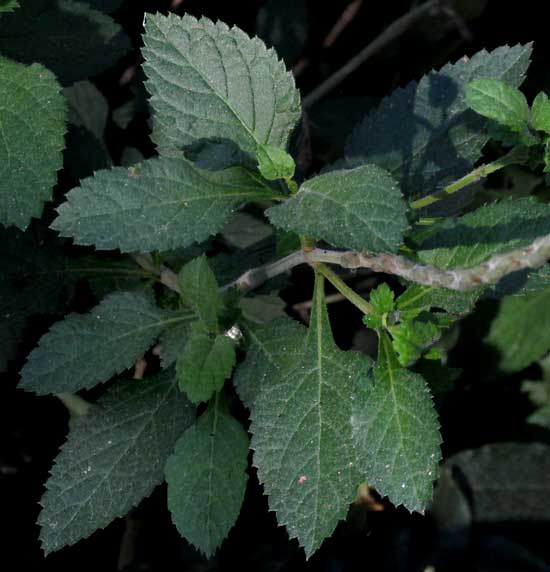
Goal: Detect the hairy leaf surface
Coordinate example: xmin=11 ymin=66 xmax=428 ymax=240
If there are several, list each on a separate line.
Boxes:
xmin=39 ymin=370 xmax=194 ymax=554
xmin=165 ymin=401 xmax=248 ymax=557
xmin=52 ymin=157 xmax=279 ymax=252
xmin=249 ymin=274 xmax=373 ymax=557
xmin=20 ymin=292 xmax=186 ymax=394
xmin=346 ymin=44 xmax=532 ymax=211
xmin=352 ymin=332 xmax=441 ymax=511
xmin=267 ymin=165 xmax=408 ymax=252
xmin=142 ymin=13 xmax=301 ymax=158
xmin=0 ymin=58 xmax=66 ymax=228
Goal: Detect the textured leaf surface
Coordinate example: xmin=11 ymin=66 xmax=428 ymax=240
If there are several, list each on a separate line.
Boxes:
xmin=178 ymin=256 xmax=222 ymax=332
xmin=177 ymin=329 xmax=236 ymax=404
xmin=52 ymin=156 xmax=278 ymax=252
xmin=165 ymin=401 xmax=249 ymax=557
xmin=0 ymin=58 xmax=66 ymax=229
xmin=418 ymin=198 xmax=550 ymax=269
xmin=267 ymin=165 xmax=408 ymax=252
xmin=20 ymin=293 xmax=185 ymax=394
xmin=530 ymin=92 xmax=550 ymax=133
xmin=446 ymin=442 xmax=550 ymax=521
xmin=485 ymin=287 xmax=550 ymax=373
xmin=142 ymin=12 xmax=301 ymax=158
xmin=159 ymin=322 xmax=190 ymax=368
xmin=249 ymin=274 xmax=373 ymax=557
xmin=396 ymin=283 xmax=479 ymax=316
xmin=39 ymin=370 xmax=194 ymax=554
xmin=346 ymin=44 xmax=532 ymax=209
xmin=0 ymin=0 xmax=131 ymax=85
xmin=352 ymin=333 xmax=441 ymax=511
xmin=465 ymin=79 xmax=529 ymax=131
xmin=233 ymin=318 xmax=306 ymax=409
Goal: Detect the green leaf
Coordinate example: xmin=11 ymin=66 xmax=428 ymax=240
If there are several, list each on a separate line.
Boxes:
xmin=396 ymin=283 xmax=479 ymax=316
xmin=484 ymin=287 xmax=550 ymax=373
xmin=52 ymin=156 xmax=279 ymax=253
xmin=267 ymin=165 xmax=408 ymax=253
xmin=0 ymin=0 xmax=19 ymax=13
xmin=0 ymin=58 xmax=66 ymax=229
xmin=389 ymin=315 xmax=441 ymax=367
xmin=0 ymin=0 xmax=131 ymax=86
xmin=530 ymin=92 xmax=550 ymax=133
xmin=445 ymin=442 xmax=550 ymax=522
xmin=165 ymin=398 xmax=249 ymax=557
xmin=418 ymin=197 xmax=550 ymax=269
xmin=177 ymin=327 xmax=236 ymax=404
xmin=465 ymin=79 xmax=529 ymax=132
xmin=20 ymin=292 xmax=186 ymax=394
xmin=352 ymin=332 xmax=441 ymax=512
xmin=369 ymin=283 xmax=395 ymax=315
xmin=249 ymin=273 xmax=373 ymax=557
xmin=257 ymin=144 xmax=296 ymax=181
xmin=158 ymin=322 xmax=190 ymax=368
xmin=142 ymin=12 xmax=301 ymax=158
xmin=346 ymin=44 xmax=532 ymax=211
xmin=64 ymin=80 xmax=109 ymax=143
xmin=233 ymin=318 xmax=306 ymax=410
xmin=178 ymin=256 xmax=222 ymax=332
xmin=39 ymin=369 xmax=194 ymax=554
xmin=239 ymin=293 xmax=286 ymax=325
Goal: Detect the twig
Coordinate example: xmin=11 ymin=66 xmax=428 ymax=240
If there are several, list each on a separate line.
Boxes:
xmin=323 ymin=0 xmax=364 ymax=48
xmin=302 ymin=0 xmax=442 ymax=108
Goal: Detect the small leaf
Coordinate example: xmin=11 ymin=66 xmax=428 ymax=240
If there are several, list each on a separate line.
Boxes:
xmin=530 ymin=92 xmax=550 ymax=133
xmin=0 ymin=0 xmax=18 ymax=13
xmin=0 ymin=0 xmax=131 ymax=86
xmin=142 ymin=12 xmax=301 ymax=158
xmin=0 ymin=57 xmax=66 ymax=229
xmin=257 ymin=144 xmax=295 ymax=181
xmin=465 ymin=79 xmax=529 ymax=132
xmin=177 ymin=327 xmax=236 ymax=404
xmin=369 ymin=283 xmax=395 ymax=315
xmin=352 ymin=332 xmax=441 ymax=512
xmin=52 ymin=156 xmax=279 ymax=253
xmin=249 ymin=273 xmax=373 ymax=557
xmin=39 ymin=370 xmax=194 ymax=554
xmin=178 ymin=256 xmax=222 ymax=332
xmin=166 ymin=398 xmax=249 ymax=558
xmin=396 ymin=283 xmax=479 ymax=316
xmin=158 ymin=322 xmax=190 ymax=368
xmin=389 ymin=315 xmax=441 ymax=366
xmin=267 ymin=165 xmax=408 ymax=252
xmin=20 ymin=292 xmax=186 ymax=394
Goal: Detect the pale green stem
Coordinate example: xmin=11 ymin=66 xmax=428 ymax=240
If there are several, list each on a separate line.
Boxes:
xmin=410 ymin=147 xmax=527 ymax=210
xmin=57 ymin=393 xmax=92 ymax=418
xmin=315 ymin=263 xmax=374 ymax=314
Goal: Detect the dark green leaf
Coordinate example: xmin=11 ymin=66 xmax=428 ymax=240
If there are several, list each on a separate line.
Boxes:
xmin=530 ymin=91 xmax=550 ymax=133
xmin=0 ymin=0 xmax=131 ymax=86
xmin=267 ymin=165 xmax=408 ymax=252
xmin=165 ymin=399 xmax=248 ymax=557
xmin=39 ymin=370 xmax=194 ymax=554
xmin=20 ymin=292 xmax=186 ymax=394
xmin=0 ymin=57 xmax=66 ymax=229
xmin=142 ymin=13 xmax=301 ymax=158
xmin=52 ymin=156 xmax=279 ymax=253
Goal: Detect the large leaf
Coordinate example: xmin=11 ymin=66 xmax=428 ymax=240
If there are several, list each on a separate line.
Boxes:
xmin=484 ymin=286 xmax=550 ymax=373
xmin=39 ymin=370 xmax=194 ymax=554
xmin=351 ymin=332 xmax=441 ymax=512
xmin=20 ymin=292 xmax=188 ymax=394
xmin=249 ymin=273 xmax=373 ymax=557
xmin=0 ymin=58 xmax=66 ymax=229
xmin=345 ymin=44 xmax=532 ymax=210
xmin=165 ymin=399 xmax=249 ymax=557
xmin=142 ymin=13 xmax=301 ymax=158
xmin=52 ymin=156 xmax=280 ymax=252
xmin=445 ymin=442 xmax=550 ymax=521
xmin=0 ymin=0 xmax=131 ymax=86
xmin=418 ymin=197 xmax=550 ymax=269
xmin=267 ymin=165 xmax=408 ymax=253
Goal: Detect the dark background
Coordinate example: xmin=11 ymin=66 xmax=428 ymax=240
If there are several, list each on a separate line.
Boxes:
xmin=3 ymin=1 xmax=550 ymax=570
